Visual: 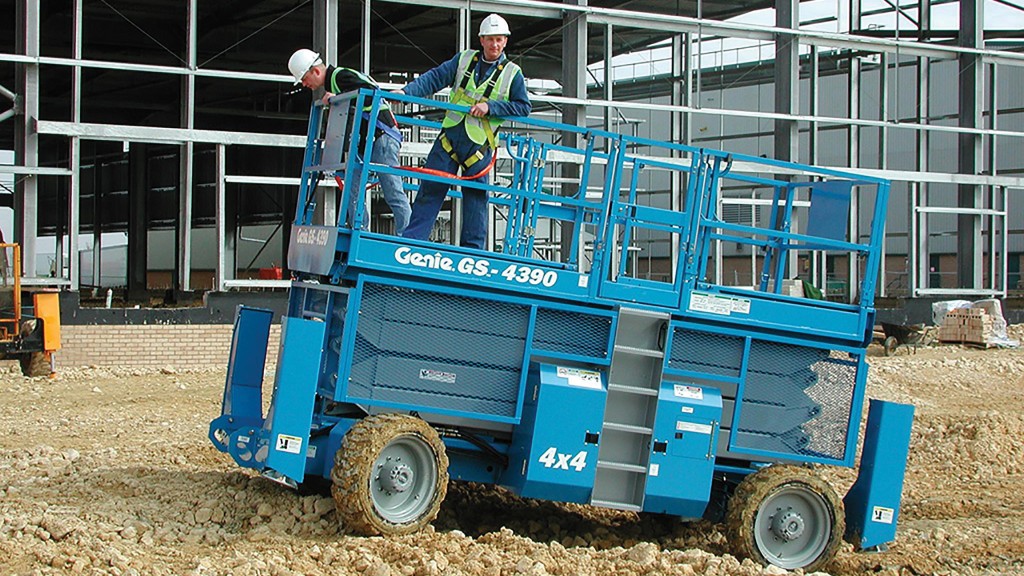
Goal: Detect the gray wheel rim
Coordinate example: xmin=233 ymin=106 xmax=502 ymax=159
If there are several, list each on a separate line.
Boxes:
xmin=752 ymin=483 xmax=832 ymax=569
xmin=369 ymin=434 xmax=438 ymax=523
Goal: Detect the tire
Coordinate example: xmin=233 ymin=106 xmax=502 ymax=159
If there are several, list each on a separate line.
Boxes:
xmin=20 ymin=352 xmax=51 ymax=377
xmin=330 ymin=414 xmax=448 ymax=536
xmin=725 ymin=465 xmax=844 ymax=572
xmin=883 ymin=336 xmax=898 ymax=357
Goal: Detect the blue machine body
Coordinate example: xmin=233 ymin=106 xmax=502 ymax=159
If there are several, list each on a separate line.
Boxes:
xmin=844 ymin=400 xmax=916 ymax=550
xmin=503 ymin=363 xmax=606 ymax=504
xmin=209 ymin=88 xmax=913 ymax=554
xmin=644 ymin=383 xmax=722 ymax=518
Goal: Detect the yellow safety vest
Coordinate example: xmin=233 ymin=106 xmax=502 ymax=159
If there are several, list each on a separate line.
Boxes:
xmin=441 ymin=50 xmax=522 ymax=148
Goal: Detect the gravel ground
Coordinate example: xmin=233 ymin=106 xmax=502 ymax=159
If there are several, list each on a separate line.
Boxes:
xmin=1 ymin=325 xmax=1022 ymax=576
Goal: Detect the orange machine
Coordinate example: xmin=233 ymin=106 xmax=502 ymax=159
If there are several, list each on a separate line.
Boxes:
xmin=0 ymin=243 xmax=61 ymax=376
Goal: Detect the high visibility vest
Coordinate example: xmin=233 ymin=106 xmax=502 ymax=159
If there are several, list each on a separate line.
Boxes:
xmin=441 ymin=50 xmax=522 ymax=147
xmin=330 ymin=67 xmax=392 ymax=114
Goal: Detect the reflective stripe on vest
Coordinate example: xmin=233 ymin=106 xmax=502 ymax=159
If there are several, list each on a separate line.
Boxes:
xmin=441 ymin=50 xmax=522 ymax=146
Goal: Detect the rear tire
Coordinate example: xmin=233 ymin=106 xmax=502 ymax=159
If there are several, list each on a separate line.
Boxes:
xmin=331 ymin=414 xmax=448 ymax=536
xmin=726 ymin=465 xmax=844 ymax=572
xmin=20 ymin=352 xmax=51 ymax=377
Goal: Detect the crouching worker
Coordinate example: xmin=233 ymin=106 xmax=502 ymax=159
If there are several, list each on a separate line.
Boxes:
xmin=395 ymin=14 xmax=531 ymax=250
xmin=288 ymin=48 xmax=411 ymax=235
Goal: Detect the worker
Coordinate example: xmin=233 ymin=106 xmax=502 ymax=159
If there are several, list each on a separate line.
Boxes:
xmin=288 ymin=49 xmax=411 ymax=235
xmin=395 ymin=14 xmax=532 ymax=250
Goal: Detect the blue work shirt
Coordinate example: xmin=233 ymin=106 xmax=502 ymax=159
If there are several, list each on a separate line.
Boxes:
xmin=403 ymin=51 xmax=532 ymax=119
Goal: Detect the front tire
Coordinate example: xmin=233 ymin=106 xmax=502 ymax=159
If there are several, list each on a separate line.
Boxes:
xmin=725 ymin=465 xmax=844 ymax=572
xmin=330 ymin=414 xmax=448 ymax=536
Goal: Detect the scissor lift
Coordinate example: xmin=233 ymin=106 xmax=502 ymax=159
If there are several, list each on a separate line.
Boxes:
xmin=210 ymin=89 xmax=914 ymax=571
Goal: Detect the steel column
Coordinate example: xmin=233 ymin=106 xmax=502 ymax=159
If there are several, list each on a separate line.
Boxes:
xmin=773 ymin=0 xmax=799 ymax=163
xmin=913 ymin=53 xmax=930 ymax=295
xmin=69 ymin=0 xmax=83 ymax=290
xmin=560 ymin=0 xmax=588 ymax=263
xmin=178 ymin=0 xmax=198 ymax=292
xmin=957 ymin=0 xmax=983 ymax=289
xmin=127 ymin=144 xmax=149 ymax=299
xmin=14 ymin=0 xmax=40 ymax=276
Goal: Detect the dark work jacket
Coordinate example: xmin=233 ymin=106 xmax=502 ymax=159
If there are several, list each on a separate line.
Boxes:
xmin=326 ymin=65 xmax=399 ymax=149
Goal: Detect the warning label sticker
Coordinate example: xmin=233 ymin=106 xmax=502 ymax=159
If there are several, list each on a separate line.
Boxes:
xmin=557 ymin=366 xmax=603 ymax=390
xmin=676 ymin=421 xmax=713 ymax=435
xmin=419 ymin=369 xmax=456 ymax=384
xmin=871 ymin=506 xmax=895 ymax=524
xmin=674 ymin=384 xmax=704 ymax=400
xmin=275 ymin=434 xmax=303 ymax=455
xmin=688 ymin=292 xmax=751 ymax=316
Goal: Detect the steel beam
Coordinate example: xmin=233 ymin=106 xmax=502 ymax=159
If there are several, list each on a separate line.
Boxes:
xmin=373 ymin=0 xmax=1024 ymax=64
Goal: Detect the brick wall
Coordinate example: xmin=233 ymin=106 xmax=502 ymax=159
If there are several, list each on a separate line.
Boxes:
xmin=57 ymin=324 xmax=282 ymax=370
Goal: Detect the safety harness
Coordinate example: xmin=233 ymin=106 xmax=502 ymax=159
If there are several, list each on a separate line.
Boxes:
xmin=440 ymin=52 xmax=504 ymax=170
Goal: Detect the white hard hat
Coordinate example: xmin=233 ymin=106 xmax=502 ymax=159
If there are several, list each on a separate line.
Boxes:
xmin=288 ymin=48 xmax=322 ymax=84
xmin=478 ymin=14 xmax=511 ymax=36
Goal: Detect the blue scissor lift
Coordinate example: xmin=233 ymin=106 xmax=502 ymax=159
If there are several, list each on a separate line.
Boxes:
xmin=210 ymin=89 xmax=914 ymax=571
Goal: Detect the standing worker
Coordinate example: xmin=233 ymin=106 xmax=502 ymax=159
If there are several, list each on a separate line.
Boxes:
xmin=288 ymin=49 xmax=411 ymax=235
xmin=395 ymin=14 xmax=532 ymax=250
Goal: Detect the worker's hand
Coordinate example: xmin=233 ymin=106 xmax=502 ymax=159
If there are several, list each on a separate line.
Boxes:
xmin=321 ymin=92 xmax=335 ymax=106
xmin=469 ymin=102 xmax=489 ymax=117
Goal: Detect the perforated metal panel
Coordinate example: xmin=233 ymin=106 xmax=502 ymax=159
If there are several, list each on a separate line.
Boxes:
xmin=668 ymin=327 xmax=744 ymax=377
xmin=533 ymin=308 xmax=612 ymax=360
xmin=347 ymin=282 xmax=530 ymax=419
xmin=736 ymin=342 xmax=856 ymax=461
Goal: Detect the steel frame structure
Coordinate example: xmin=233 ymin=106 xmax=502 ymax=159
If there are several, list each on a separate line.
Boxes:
xmin=3 ymin=0 xmax=1022 ymax=297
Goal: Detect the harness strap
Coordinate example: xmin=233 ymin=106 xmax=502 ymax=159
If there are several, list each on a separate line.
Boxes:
xmin=362 ymin=111 xmax=403 ymax=143
xmin=439 ymin=132 xmax=488 ymax=171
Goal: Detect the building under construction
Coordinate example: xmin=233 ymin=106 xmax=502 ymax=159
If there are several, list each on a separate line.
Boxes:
xmin=2 ymin=0 xmax=1023 ymax=323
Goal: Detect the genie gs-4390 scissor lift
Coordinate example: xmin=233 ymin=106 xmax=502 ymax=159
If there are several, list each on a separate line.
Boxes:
xmin=210 ymin=89 xmax=914 ymax=572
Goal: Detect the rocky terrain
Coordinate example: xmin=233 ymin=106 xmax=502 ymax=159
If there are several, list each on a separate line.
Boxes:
xmin=1 ymin=325 xmax=1022 ymax=575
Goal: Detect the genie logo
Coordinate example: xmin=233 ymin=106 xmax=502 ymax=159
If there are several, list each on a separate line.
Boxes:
xmin=394 ymin=246 xmax=455 ymax=271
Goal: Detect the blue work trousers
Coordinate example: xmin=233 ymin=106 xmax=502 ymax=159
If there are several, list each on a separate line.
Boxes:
xmin=348 ymin=133 xmax=411 ymax=235
xmin=402 ymin=130 xmax=490 ymax=250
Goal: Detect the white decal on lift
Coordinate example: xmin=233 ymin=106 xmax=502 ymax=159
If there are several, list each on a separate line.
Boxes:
xmin=538 ymin=447 xmax=588 ymax=471
xmin=238 ymin=435 xmax=250 ymax=443
xmin=578 ymin=276 xmax=589 ymax=288
xmin=556 ymin=366 xmax=602 ymax=389
xmin=674 ymin=384 xmax=703 ymax=400
xmin=688 ymin=292 xmax=750 ymax=316
xmin=680 ymin=406 xmax=694 ymax=414
xmin=871 ymin=506 xmax=895 ymax=524
xmin=275 ymin=434 xmax=303 ymax=455
xmin=649 ymin=463 xmax=660 ymax=477
xmin=676 ymin=421 xmax=713 ymax=435
xmin=420 ymin=369 xmax=456 ymax=384
xmin=307 ymin=445 xmax=317 ymax=458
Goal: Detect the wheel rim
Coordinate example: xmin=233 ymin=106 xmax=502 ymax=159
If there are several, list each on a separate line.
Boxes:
xmin=752 ymin=483 xmax=833 ymax=569
xmin=369 ymin=434 xmax=438 ymax=524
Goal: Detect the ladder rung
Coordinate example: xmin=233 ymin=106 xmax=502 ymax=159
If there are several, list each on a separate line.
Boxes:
xmin=608 ymin=383 xmax=659 ymax=397
xmin=591 ymin=499 xmax=643 ymax=513
xmin=597 ymin=459 xmax=646 ymax=474
xmin=613 ymin=344 xmax=664 ymax=358
xmin=618 ymin=307 xmax=670 ymax=320
xmin=603 ymin=421 xmax=653 ymax=435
